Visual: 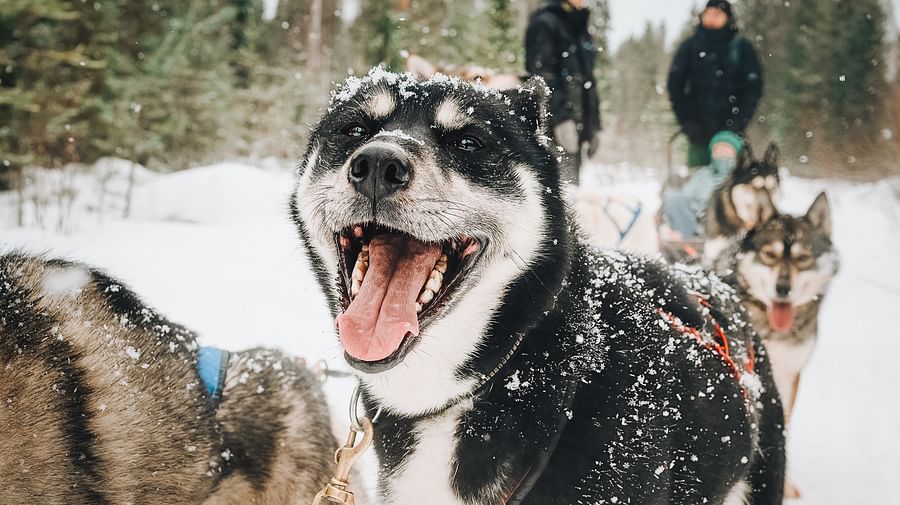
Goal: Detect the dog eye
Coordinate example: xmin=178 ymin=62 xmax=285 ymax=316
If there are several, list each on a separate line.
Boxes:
xmin=343 ymin=124 xmax=368 ymax=138
xmin=794 ymin=253 xmax=813 ymax=266
xmin=761 ymin=249 xmax=779 ymax=262
xmin=456 ymin=136 xmax=484 ymax=152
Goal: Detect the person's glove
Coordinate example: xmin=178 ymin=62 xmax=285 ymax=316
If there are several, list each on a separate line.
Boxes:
xmin=587 ymin=131 xmax=601 ymax=158
xmin=553 ymin=120 xmax=579 ymax=154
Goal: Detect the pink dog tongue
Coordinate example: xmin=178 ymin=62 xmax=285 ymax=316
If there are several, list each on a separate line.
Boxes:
xmin=337 ymin=234 xmax=441 ymax=362
xmin=768 ymin=302 xmax=796 ymax=332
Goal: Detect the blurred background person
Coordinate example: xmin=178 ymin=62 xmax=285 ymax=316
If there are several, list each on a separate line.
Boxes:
xmin=525 ymin=0 xmax=602 ymax=185
xmin=667 ymin=0 xmax=763 ymax=168
xmin=661 ymin=130 xmax=743 ymax=238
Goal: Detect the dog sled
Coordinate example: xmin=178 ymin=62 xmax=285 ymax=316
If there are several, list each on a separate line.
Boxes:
xmin=656 ymin=131 xmax=706 ymax=264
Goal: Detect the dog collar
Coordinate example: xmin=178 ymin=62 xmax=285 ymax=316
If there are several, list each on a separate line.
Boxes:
xmin=197 ymin=346 xmax=230 ymax=403
xmin=426 ymin=331 xmax=528 ymax=418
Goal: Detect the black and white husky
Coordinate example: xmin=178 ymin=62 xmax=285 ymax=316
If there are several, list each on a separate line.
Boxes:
xmin=703 ymin=143 xmax=782 ymax=264
xmin=292 ymin=69 xmax=785 ymax=505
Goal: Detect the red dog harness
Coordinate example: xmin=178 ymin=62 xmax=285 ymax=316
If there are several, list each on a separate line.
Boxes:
xmin=660 ymin=294 xmax=755 ymax=399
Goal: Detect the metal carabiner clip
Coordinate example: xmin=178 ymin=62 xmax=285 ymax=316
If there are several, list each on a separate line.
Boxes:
xmin=312 ymin=385 xmax=381 ymax=505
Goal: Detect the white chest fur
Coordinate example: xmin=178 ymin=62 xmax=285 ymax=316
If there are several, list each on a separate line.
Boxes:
xmin=382 ymin=400 xmax=473 ymax=505
xmin=764 ymin=337 xmax=816 ymax=401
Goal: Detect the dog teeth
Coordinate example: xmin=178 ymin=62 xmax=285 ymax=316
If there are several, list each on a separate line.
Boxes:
xmin=353 ymin=226 xmax=364 ymax=238
xmin=350 ymin=251 xmax=368 ymax=299
xmin=418 ymin=288 xmax=435 ymax=304
xmin=352 ymin=265 xmax=366 ymax=282
xmin=415 ymin=259 xmax=448 ymax=310
xmin=340 ymin=236 xmax=351 ymax=249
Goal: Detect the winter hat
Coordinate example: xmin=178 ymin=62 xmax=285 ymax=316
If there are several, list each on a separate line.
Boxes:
xmin=708 ymin=130 xmax=744 ymax=157
xmin=705 ymin=0 xmax=733 ymax=18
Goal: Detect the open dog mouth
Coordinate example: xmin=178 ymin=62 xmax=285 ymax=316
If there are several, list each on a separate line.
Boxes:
xmin=767 ymin=300 xmax=795 ymax=332
xmin=333 ymin=223 xmax=484 ymax=372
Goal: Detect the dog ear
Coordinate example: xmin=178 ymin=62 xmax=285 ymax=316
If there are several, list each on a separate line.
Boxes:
xmin=404 ymin=53 xmax=437 ymax=79
xmin=755 ymin=188 xmax=777 ymax=227
xmin=764 ymin=142 xmax=780 ymax=167
xmin=737 ymin=142 xmax=754 ymax=171
xmin=501 ymin=76 xmax=550 ymax=139
xmin=805 ymin=192 xmax=832 ymax=237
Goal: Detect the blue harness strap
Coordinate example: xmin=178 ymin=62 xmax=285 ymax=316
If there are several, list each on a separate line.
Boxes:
xmin=197 ymin=346 xmax=230 ymax=403
xmin=602 ymin=199 xmax=643 ymax=245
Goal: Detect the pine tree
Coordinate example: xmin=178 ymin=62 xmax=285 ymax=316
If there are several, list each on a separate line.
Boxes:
xmin=734 ymin=0 xmax=891 ymax=171
xmin=889 ymin=35 xmax=900 ymax=166
xmin=734 ymin=0 xmax=792 ymax=138
xmin=778 ymin=0 xmax=834 ymax=153
xmin=0 ymin=1 xmax=109 ymax=171
xmin=589 ymin=0 xmax=612 ymax=124
xmin=487 ymin=0 xmax=518 ymax=70
xmin=608 ymin=23 xmax=674 ymax=165
xmin=102 ymin=3 xmax=240 ymax=169
xmin=827 ymin=0 xmax=888 ymax=145
xmin=354 ymin=0 xmax=402 ymax=70
xmin=442 ymin=1 xmax=485 ymax=66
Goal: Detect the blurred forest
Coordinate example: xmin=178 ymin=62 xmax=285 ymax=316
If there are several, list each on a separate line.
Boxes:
xmin=1 ymin=0 xmax=898 ymax=184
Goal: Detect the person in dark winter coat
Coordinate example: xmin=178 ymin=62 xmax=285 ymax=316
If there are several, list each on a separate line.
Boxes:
xmin=667 ymin=0 xmax=763 ymax=167
xmin=525 ymin=0 xmax=601 ymax=185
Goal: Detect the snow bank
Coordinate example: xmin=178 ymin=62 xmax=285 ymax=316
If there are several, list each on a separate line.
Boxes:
xmin=0 ymin=157 xmax=154 ymax=230
xmin=2 ymin=160 xmax=898 ymax=504
xmin=129 ymin=162 xmax=295 ymax=225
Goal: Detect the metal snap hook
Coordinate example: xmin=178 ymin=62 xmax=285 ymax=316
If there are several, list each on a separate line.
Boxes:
xmin=349 ymin=384 xmax=381 ymax=432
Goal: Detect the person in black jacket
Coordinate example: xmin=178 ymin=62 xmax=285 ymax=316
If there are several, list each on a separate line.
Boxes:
xmin=667 ymin=0 xmax=763 ymax=167
xmin=525 ymin=0 xmax=601 ymax=185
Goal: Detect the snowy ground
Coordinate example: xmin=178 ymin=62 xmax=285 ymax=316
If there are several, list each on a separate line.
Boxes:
xmin=2 ymin=160 xmax=898 ymax=504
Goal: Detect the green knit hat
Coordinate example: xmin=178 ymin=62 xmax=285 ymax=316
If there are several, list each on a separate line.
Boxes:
xmin=708 ymin=130 xmax=744 ymax=157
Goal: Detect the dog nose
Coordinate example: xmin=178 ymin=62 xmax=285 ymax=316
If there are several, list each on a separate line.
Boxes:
xmin=775 ymin=280 xmax=791 ymax=299
xmin=349 ymin=144 xmax=411 ymax=201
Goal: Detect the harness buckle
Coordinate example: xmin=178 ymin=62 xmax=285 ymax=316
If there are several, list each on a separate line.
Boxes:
xmin=312 ymin=417 xmax=373 ymax=505
xmin=312 ymin=386 xmax=377 ymax=505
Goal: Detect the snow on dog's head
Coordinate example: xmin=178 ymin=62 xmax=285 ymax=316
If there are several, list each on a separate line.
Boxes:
xmin=291 ymin=69 xmax=568 ymax=415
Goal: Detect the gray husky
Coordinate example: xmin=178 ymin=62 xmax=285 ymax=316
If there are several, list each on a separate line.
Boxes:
xmin=0 ymin=253 xmax=336 ymax=504
xmin=713 ymin=192 xmax=838 ymax=498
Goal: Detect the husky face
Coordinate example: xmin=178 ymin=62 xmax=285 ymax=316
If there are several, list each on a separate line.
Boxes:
xmin=730 ymin=143 xmax=781 ymax=230
xmin=736 ymin=192 xmax=838 ymax=332
xmin=292 ymin=70 xmax=566 ymax=415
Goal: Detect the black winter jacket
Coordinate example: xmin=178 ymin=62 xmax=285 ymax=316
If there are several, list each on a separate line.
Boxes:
xmin=667 ymin=22 xmax=763 ymax=145
xmin=525 ymin=1 xmax=601 ymax=140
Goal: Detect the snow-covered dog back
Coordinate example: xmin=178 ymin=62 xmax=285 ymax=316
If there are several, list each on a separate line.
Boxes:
xmin=292 ymin=70 xmax=786 ymax=505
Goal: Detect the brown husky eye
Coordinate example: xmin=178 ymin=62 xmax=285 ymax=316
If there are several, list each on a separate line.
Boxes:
xmin=794 ymin=252 xmax=814 ymax=268
xmin=760 ymin=248 xmax=779 ymax=264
